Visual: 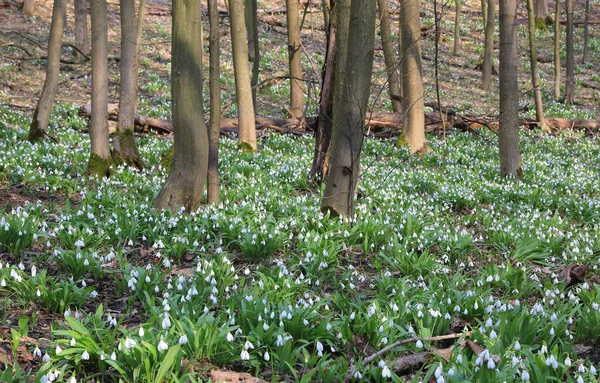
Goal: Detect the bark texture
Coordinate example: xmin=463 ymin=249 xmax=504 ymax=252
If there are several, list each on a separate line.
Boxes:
xmin=498 ymin=0 xmax=522 ymax=177
xmin=565 ymin=0 xmax=574 ymax=104
xmin=526 ymin=0 xmax=547 ymax=131
xmin=22 ymin=0 xmax=36 ymax=15
xmin=482 ymin=0 xmax=495 ymax=91
xmin=28 ymin=0 xmax=65 ymax=142
xmin=534 ymin=0 xmax=551 ymax=28
xmin=74 ymin=0 xmax=90 ymax=56
xmin=245 ymin=0 xmax=259 ymax=105
xmin=229 ymin=0 xmax=257 ymax=151
xmin=582 ymin=0 xmax=590 ymax=63
xmin=322 ymin=0 xmax=376 ymax=217
xmin=399 ymin=0 xmax=427 ymax=152
xmin=208 ymin=0 xmax=221 ymax=204
xmin=154 ymin=0 xmax=209 ymax=212
xmin=287 ymin=0 xmax=304 ymax=119
xmin=554 ymin=0 xmax=561 ymax=99
xmin=453 ymin=0 xmax=462 ymax=54
xmin=378 ymin=0 xmax=402 ymax=113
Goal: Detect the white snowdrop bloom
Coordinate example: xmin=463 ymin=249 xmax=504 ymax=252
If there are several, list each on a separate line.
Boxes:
xmin=514 ymin=341 xmax=521 ymax=351
xmin=326 ymin=323 xmax=332 ymax=331
xmin=36 ymin=288 xmax=41 ymax=297
xmin=456 ymin=354 xmax=463 ymax=363
xmin=42 ymin=353 xmax=51 ymax=362
xmin=416 ymin=340 xmax=423 ymax=349
xmin=381 ymin=365 xmax=391 ymax=378
xmin=55 ymin=345 xmax=62 ymax=354
xmin=244 ymin=341 xmax=254 ymax=350
xmin=100 ymin=353 xmax=106 ymax=360
xmin=264 ymin=351 xmax=270 ymax=361
xmin=139 ymin=327 xmax=145 ymax=337
xmin=487 ymin=358 xmax=496 ymax=369
xmin=161 ymin=314 xmax=171 ymax=329
xmin=316 ymin=341 xmax=324 ymax=356
xmin=437 ymin=376 xmax=445 ymax=383
xmin=67 ymin=377 xmax=76 ymax=383
xmin=90 ymin=290 xmax=98 ymax=298
xmin=522 ymin=370 xmax=530 ymax=381
xmin=226 ymin=332 xmax=234 ymax=342
xmin=263 ymin=323 xmax=269 ymax=331
xmin=435 ymin=364 xmax=443 ymax=378
xmin=81 ymin=350 xmax=90 ymax=360
xmin=578 ymin=364 xmax=585 ymax=373
xmin=157 ymin=339 xmax=168 ymax=352
xmin=240 ymin=350 xmax=250 ymax=361
xmin=111 ymin=351 xmax=117 ymax=360
xmin=353 ymin=371 xmax=362 ymax=379
xmin=545 ymin=355 xmax=558 ymax=369
xmin=31 ymin=265 xmax=37 ymax=277
xmin=490 ymin=330 xmax=497 ymax=339
xmin=276 ymin=335 xmax=285 ymax=347
xmin=179 ymin=335 xmax=188 ymax=345
xmin=564 ymin=357 xmax=571 ymax=367
xmin=124 ymin=338 xmax=137 ymax=350
xmin=74 ymin=239 xmax=85 ymax=248
xmin=33 ymin=347 xmax=42 ymax=357
xmin=576 ymin=375 xmax=584 ymax=383
xmin=448 ymin=367 xmax=455 ymax=376
xmin=591 ymin=365 xmax=597 ymax=375
xmin=549 ymin=328 xmax=555 ymax=335
xmin=350 ymin=312 xmax=356 ymax=320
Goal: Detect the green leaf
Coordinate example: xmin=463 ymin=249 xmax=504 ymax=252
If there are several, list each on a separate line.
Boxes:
xmin=155 ymin=344 xmax=181 ymax=383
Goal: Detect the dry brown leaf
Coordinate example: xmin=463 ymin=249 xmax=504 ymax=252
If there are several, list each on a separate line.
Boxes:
xmin=210 ymin=370 xmax=266 ymax=383
xmin=559 ymin=263 xmax=589 ymax=287
xmin=432 ymin=347 xmax=453 ymax=362
xmin=465 ymin=339 xmax=485 ymax=355
xmin=171 ymin=267 xmax=196 ymax=277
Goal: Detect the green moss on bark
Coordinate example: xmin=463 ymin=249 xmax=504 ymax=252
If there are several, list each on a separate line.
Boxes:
xmin=86 ymin=152 xmax=112 ymax=178
xmin=159 ymin=146 xmax=174 ymax=173
xmin=238 ymin=142 xmax=255 ymax=153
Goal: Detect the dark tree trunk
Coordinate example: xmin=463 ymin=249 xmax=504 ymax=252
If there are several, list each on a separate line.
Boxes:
xmin=582 ymin=0 xmax=590 ymax=64
xmin=378 ymin=0 xmax=402 ymax=113
xmin=554 ymin=0 xmax=561 ymax=99
xmin=245 ymin=0 xmax=259 ymax=105
xmin=565 ymin=0 xmax=574 ymax=104
xmin=208 ymin=0 xmax=221 ymax=204
xmin=482 ymin=0 xmax=495 ymax=91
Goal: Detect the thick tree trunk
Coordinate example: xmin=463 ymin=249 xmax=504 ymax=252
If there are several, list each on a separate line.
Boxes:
xmin=309 ymin=15 xmax=336 ymax=184
xmin=554 ymin=0 xmax=561 ymax=99
xmin=245 ymin=0 xmax=259 ymax=105
xmin=154 ymin=0 xmax=208 ymax=212
xmin=565 ymin=0 xmax=574 ymax=104
xmin=377 ymin=0 xmax=402 ymax=113
xmin=399 ymin=0 xmax=427 ymax=152
xmin=582 ymin=0 xmax=590 ymax=64
xmin=322 ymin=0 xmax=376 ymax=218
xmin=526 ymin=0 xmax=548 ymax=131
xmin=287 ymin=0 xmax=304 ymax=119
xmin=28 ymin=0 xmax=65 ymax=142
xmin=115 ymin=0 xmax=145 ymax=169
xmin=453 ymin=0 xmax=462 ymax=54
xmin=498 ymin=0 xmax=522 ymax=177
xmin=482 ymin=0 xmax=495 ymax=91
xmin=22 ymin=0 xmax=36 ymax=15
xmin=534 ymin=0 xmax=551 ymax=28
xmin=74 ymin=0 xmax=90 ymax=56
xmin=229 ymin=0 xmax=257 ymax=151
xmin=208 ymin=0 xmax=221 ymax=204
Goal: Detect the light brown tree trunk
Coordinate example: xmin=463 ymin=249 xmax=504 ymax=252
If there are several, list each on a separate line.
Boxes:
xmin=534 ymin=0 xmax=551 ymax=28
xmin=229 ymin=0 xmax=257 ymax=151
xmin=498 ymin=0 xmax=522 ymax=177
xmin=482 ymin=0 xmax=495 ymax=91
xmin=74 ymin=0 xmax=90 ymax=56
xmin=287 ymin=0 xmax=304 ymax=119
xmin=22 ymin=0 xmax=36 ymax=15
xmin=322 ymin=0 xmax=376 ymax=218
xmin=87 ymin=0 xmax=112 ymax=177
xmin=582 ymin=0 xmax=590 ymax=64
xmin=28 ymin=0 xmax=65 ymax=142
xmin=115 ymin=0 xmax=145 ymax=169
xmin=208 ymin=0 xmax=221 ymax=204
xmin=377 ymin=0 xmax=402 ymax=113
xmin=565 ymin=0 xmax=574 ymax=104
xmin=554 ymin=0 xmax=561 ymax=99
xmin=526 ymin=0 xmax=548 ymax=131
xmin=245 ymin=0 xmax=259 ymax=105
xmin=399 ymin=0 xmax=427 ymax=153
xmin=453 ymin=0 xmax=462 ymax=54
xmin=481 ymin=0 xmax=488 ymax=30
xmin=154 ymin=0 xmax=208 ymax=212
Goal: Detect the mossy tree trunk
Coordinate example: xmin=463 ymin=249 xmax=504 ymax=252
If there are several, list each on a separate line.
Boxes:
xmin=87 ymin=0 xmax=112 ymax=177
xmin=377 ymin=0 xmax=402 ymax=113
xmin=526 ymin=0 xmax=548 ymax=131
xmin=453 ymin=0 xmax=462 ymax=54
xmin=321 ymin=0 xmax=376 ymax=217
xmin=74 ymin=0 xmax=90 ymax=56
xmin=114 ymin=0 xmax=146 ymax=169
xmin=482 ymin=0 xmax=495 ymax=91
xmin=399 ymin=0 xmax=427 ymax=153
xmin=287 ymin=0 xmax=304 ymax=119
xmin=154 ymin=0 xmax=209 ymax=213
xmin=229 ymin=0 xmax=257 ymax=151
xmin=28 ymin=0 xmax=65 ymax=142
xmin=498 ymin=0 xmax=522 ymax=177
xmin=565 ymin=0 xmax=574 ymax=104
xmin=534 ymin=0 xmax=551 ymax=28
xmin=554 ymin=0 xmax=561 ymax=99
xmin=208 ymin=0 xmax=221 ymax=204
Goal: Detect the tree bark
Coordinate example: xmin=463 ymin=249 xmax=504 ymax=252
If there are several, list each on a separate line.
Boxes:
xmin=74 ymin=0 xmax=90 ymax=56
xmin=287 ymin=0 xmax=304 ymax=119
xmin=526 ymin=0 xmax=548 ymax=131
xmin=115 ymin=0 xmax=145 ymax=169
xmin=28 ymin=0 xmax=65 ymax=142
xmin=229 ymin=0 xmax=257 ymax=151
xmin=481 ymin=0 xmax=488 ymax=31
xmin=208 ymin=0 xmax=221 ymax=204
xmin=22 ymin=0 xmax=36 ymax=15
xmin=534 ymin=0 xmax=551 ymax=28
xmin=322 ymin=0 xmax=376 ymax=218
xmin=565 ymin=0 xmax=574 ymax=104
xmin=482 ymin=0 xmax=495 ymax=91
xmin=245 ymin=0 xmax=259 ymax=105
xmin=399 ymin=0 xmax=427 ymax=152
xmin=498 ymin=0 xmax=522 ymax=177
xmin=453 ymin=0 xmax=462 ymax=54
xmin=581 ymin=0 xmax=590 ymax=64
xmin=377 ymin=0 xmax=402 ymax=113
xmin=154 ymin=0 xmax=208 ymax=213
xmin=554 ymin=0 xmax=561 ymax=100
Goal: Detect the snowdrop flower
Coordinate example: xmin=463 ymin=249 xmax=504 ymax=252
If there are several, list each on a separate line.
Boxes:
xmin=276 ymin=334 xmax=285 ymax=346
xmin=435 ymin=364 xmax=443 ymax=378
xmin=240 ymin=349 xmax=250 ymax=360
xmin=564 ymin=356 xmax=571 ymax=367
xmin=490 ymin=330 xmax=497 ymax=339
xmin=81 ymin=350 xmax=90 ymax=360
xmin=124 ymin=338 xmax=137 ymax=350
xmin=244 ymin=340 xmax=254 ymax=350
xmin=353 ymin=371 xmax=362 ymax=379
xmin=316 ymin=341 xmax=324 ymax=356
xmin=161 ymin=314 xmax=171 ymax=329
xmin=264 ymin=351 xmax=270 ymax=361
xmin=576 ymin=375 xmax=584 ymax=383
xmin=591 ymin=365 xmax=597 ymax=375
xmin=67 ymin=377 xmax=76 ymax=383
xmin=415 ymin=339 xmax=423 ymax=349
xmin=226 ymin=332 xmax=234 ymax=342
xmin=522 ymin=370 xmax=530 ymax=381
xmin=74 ymin=239 xmax=84 ymax=248
xmin=33 ymin=347 xmax=42 ymax=357
xmin=42 ymin=353 xmax=51 ymax=362
xmin=263 ymin=323 xmax=269 ymax=331
xmin=514 ymin=340 xmax=521 ymax=351
xmin=545 ymin=354 xmax=558 ymax=369
xmin=487 ymin=358 xmax=496 ymax=369
xmin=111 ymin=351 xmax=117 ymax=360
xmin=179 ymin=335 xmax=188 ymax=345
xmin=157 ymin=339 xmax=168 ymax=352
xmin=55 ymin=345 xmax=62 ymax=354
xmin=139 ymin=327 xmax=145 ymax=337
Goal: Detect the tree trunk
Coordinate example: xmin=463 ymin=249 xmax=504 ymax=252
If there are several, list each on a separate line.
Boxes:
xmin=309 ymin=12 xmax=336 ymax=184
xmin=482 ymin=0 xmax=495 ymax=91
xmin=453 ymin=0 xmax=462 ymax=54
xmin=498 ymin=0 xmax=522 ymax=177
xmin=565 ymin=0 xmax=574 ymax=104
xmin=399 ymin=0 xmax=427 ymax=152
xmin=87 ymin=0 xmax=112 ymax=177
xmin=322 ymin=0 xmax=331 ymax=38
xmin=377 ymin=0 xmax=402 ymax=113
xmin=581 ymin=0 xmax=590 ymax=64
xmin=526 ymin=0 xmax=548 ymax=131
xmin=74 ymin=0 xmax=90 ymax=56
xmin=287 ymin=0 xmax=304 ymax=119
xmin=154 ymin=0 xmax=209 ymax=212
xmin=229 ymin=0 xmax=257 ymax=151
xmin=554 ymin=0 xmax=561 ymax=100
xmin=245 ymin=0 xmax=259 ymax=105
xmin=481 ymin=0 xmax=488 ymax=30
xmin=208 ymin=0 xmax=221 ymax=204
xmin=28 ymin=0 xmax=65 ymax=142
xmin=22 ymin=0 xmax=36 ymax=15
xmin=321 ymin=0 xmax=376 ymax=218
xmin=115 ymin=0 xmax=145 ymax=169
xmin=534 ymin=0 xmax=551 ymax=28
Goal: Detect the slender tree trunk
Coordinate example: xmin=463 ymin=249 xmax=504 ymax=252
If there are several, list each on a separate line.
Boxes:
xmin=399 ymin=0 xmax=427 ymax=153
xmin=309 ymin=12 xmax=336 ymax=184
xmin=245 ymin=0 xmax=259 ymax=105
xmin=582 ymin=0 xmax=590 ymax=64
xmin=22 ymin=0 xmax=36 ymax=15
xmin=28 ymin=0 xmax=65 ymax=142
xmin=453 ymin=0 xmax=462 ymax=54
xmin=534 ymin=0 xmax=551 ymax=28
xmin=526 ymin=0 xmax=548 ymax=131
xmin=229 ymin=0 xmax=257 ymax=151
xmin=554 ymin=0 xmax=561 ymax=99
xmin=481 ymin=0 xmax=488 ymax=30
xmin=322 ymin=0 xmax=376 ymax=218
xmin=322 ymin=0 xmax=331 ymax=38
xmin=377 ymin=0 xmax=402 ymax=113
xmin=74 ymin=0 xmax=90 ymax=56
xmin=482 ymin=0 xmax=495 ymax=91
xmin=208 ymin=0 xmax=221 ymax=204
xmin=115 ymin=0 xmax=145 ymax=169
xmin=154 ymin=0 xmax=208 ymax=212
xmin=87 ymin=0 xmax=112 ymax=176
xmin=498 ymin=0 xmax=522 ymax=177
xmin=565 ymin=0 xmax=574 ymax=104
xmin=287 ymin=0 xmax=304 ymax=119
